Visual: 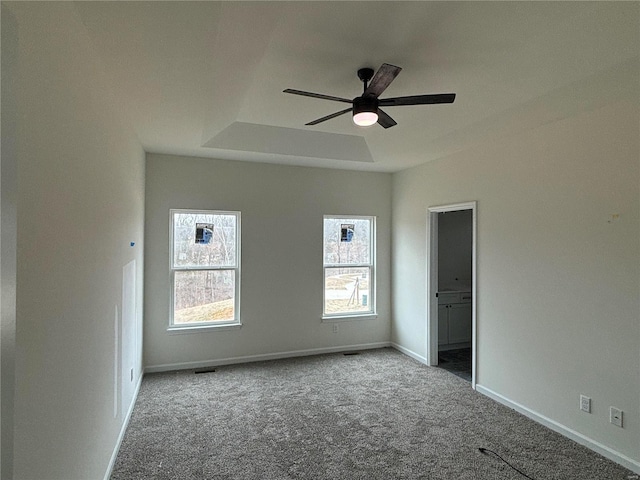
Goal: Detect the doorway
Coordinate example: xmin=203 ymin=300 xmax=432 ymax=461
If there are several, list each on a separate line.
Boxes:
xmin=426 ymin=202 xmax=477 ymax=388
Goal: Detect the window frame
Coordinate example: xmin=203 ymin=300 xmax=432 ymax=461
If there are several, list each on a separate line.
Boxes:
xmin=169 ymin=209 xmax=241 ymax=332
xmin=322 ymin=215 xmax=376 ymax=320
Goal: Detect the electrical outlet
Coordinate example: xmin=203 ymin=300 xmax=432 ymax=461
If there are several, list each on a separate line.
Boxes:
xmin=610 ymin=407 xmax=623 ymax=427
xmin=333 ymin=324 xmax=339 ymax=334
xmin=580 ymin=395 xmax=591 ymax=413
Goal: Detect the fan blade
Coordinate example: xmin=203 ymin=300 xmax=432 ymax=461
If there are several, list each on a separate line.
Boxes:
xmin=283 ymin=89 xmax=351 ymax=104
xmin=364 ymin=63 xmax=402 ymax=98
xmin=305 ymin=108 xmax=352 ymax=126
xmin=376 ymin=109 xmax=397 ymax=129
xmin=379 ymin=93 xmax=456 ymax=106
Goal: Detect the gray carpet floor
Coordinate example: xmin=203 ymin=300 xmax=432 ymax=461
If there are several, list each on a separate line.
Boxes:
xmin=112 ymin=348 xmax=633 ymax=479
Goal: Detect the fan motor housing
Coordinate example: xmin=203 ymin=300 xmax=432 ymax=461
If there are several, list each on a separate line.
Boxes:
xmin=353 ymin=95 xmax=379 ymax=115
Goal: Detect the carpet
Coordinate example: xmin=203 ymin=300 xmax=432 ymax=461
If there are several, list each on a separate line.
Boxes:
xmin=111 ymin=348 xmax=633 ymax=479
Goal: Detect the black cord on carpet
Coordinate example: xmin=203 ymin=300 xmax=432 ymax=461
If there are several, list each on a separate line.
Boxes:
xmin=478 ymin=447 xmax=536 ymax=480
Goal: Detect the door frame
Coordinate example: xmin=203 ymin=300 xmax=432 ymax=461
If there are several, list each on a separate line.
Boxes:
xmin=426 ymin=201 xmax=477 ymax=388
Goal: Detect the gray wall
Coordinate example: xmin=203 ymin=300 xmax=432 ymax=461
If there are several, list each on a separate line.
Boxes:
xmin=144 ymin=154 xmax=391 ymax=370
xmin=1 ymin=5 xmax=18 ymax=477
xmin=391 ymin=93 xmax=639 ymax=466
xmin=438 ymin=210 xmax=472 ymax=289
xmin=5 ymin=3 xmax=146 ymax=479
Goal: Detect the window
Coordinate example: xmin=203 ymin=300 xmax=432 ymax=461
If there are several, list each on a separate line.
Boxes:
xmin=323 ymin=216 xmax=375 ymax=318
xmin=170 ymin=209 xmax=240 ymax=328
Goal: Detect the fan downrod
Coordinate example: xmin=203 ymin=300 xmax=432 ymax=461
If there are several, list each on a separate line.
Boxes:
xmin=357 ymin=68 xmax=374 ymax=93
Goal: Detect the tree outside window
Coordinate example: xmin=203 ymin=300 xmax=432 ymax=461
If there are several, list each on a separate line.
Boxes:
xmin=170 ymin=210 xmax=240 ymax=327
xmin=323 ymin=216 xmax=375 ymax=317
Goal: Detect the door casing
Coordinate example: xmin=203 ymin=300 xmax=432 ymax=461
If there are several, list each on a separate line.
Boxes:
xmin=426 ymin=201 xmax=477 ymax=388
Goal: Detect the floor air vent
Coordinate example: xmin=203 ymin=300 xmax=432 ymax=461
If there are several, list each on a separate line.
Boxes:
xmin=194 ymin=367 xmax=217 ymax=374
xmin=343 ymin=352 xmax=360 ymax=356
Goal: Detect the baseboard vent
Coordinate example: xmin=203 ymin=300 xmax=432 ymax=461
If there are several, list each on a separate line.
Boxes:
xmin=343 ymin=352 xmax=360 ymax=356
xmin=194 ymin=367 xmax=217 ymax=374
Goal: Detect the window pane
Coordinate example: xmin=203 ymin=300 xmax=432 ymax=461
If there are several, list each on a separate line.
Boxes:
xmin=324 ymin=267 xmax=371 ymax=315
xmin=323 ymin=218 xmax=371 ymax=265
xmin=173 ymin=270 xmax=235 ymax=324
xmin=173 ymin=212 xmax=237 ymax=268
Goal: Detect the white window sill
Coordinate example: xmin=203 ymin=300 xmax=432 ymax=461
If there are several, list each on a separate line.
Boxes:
xmin=167 ymin=323 xmax=242 ymax=334
xmin=321 ymin=314 xmax=378 ymax=323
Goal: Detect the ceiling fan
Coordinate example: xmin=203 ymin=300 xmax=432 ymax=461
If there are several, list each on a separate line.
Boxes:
xmin=283 ymin=63 xmax=456 ymax=129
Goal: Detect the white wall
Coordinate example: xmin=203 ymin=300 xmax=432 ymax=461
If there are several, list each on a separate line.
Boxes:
xmin=392 ymin=93 xmax=639 ymax=468
xmin=5 ymin=3 xmax=145 ymax=479
xmin=144 ymin=154 xmax=391 ymax=369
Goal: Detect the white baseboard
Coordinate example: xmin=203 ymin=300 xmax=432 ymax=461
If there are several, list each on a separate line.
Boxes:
xmin=103 ymin=373 xmax=144 ymax=480
xmin=475 ymin=384 xmax=640 ymax=475
xmin=390 ymin=342 xmax=428 ymax=365
xmin=144 ymin=342 xmax=392 ymax=373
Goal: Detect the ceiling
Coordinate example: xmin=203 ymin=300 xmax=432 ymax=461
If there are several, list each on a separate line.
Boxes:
xmin=69 ymin=1 xmax=638 ymax=172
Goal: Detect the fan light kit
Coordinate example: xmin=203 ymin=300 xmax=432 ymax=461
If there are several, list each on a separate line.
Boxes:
xmin=353 ymin=111 xmax=377 ymax=127
xmin=353 ymin=95 xmax=378 ymax=126
xmin=284 ymin=63 xmax=456 ymax=129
